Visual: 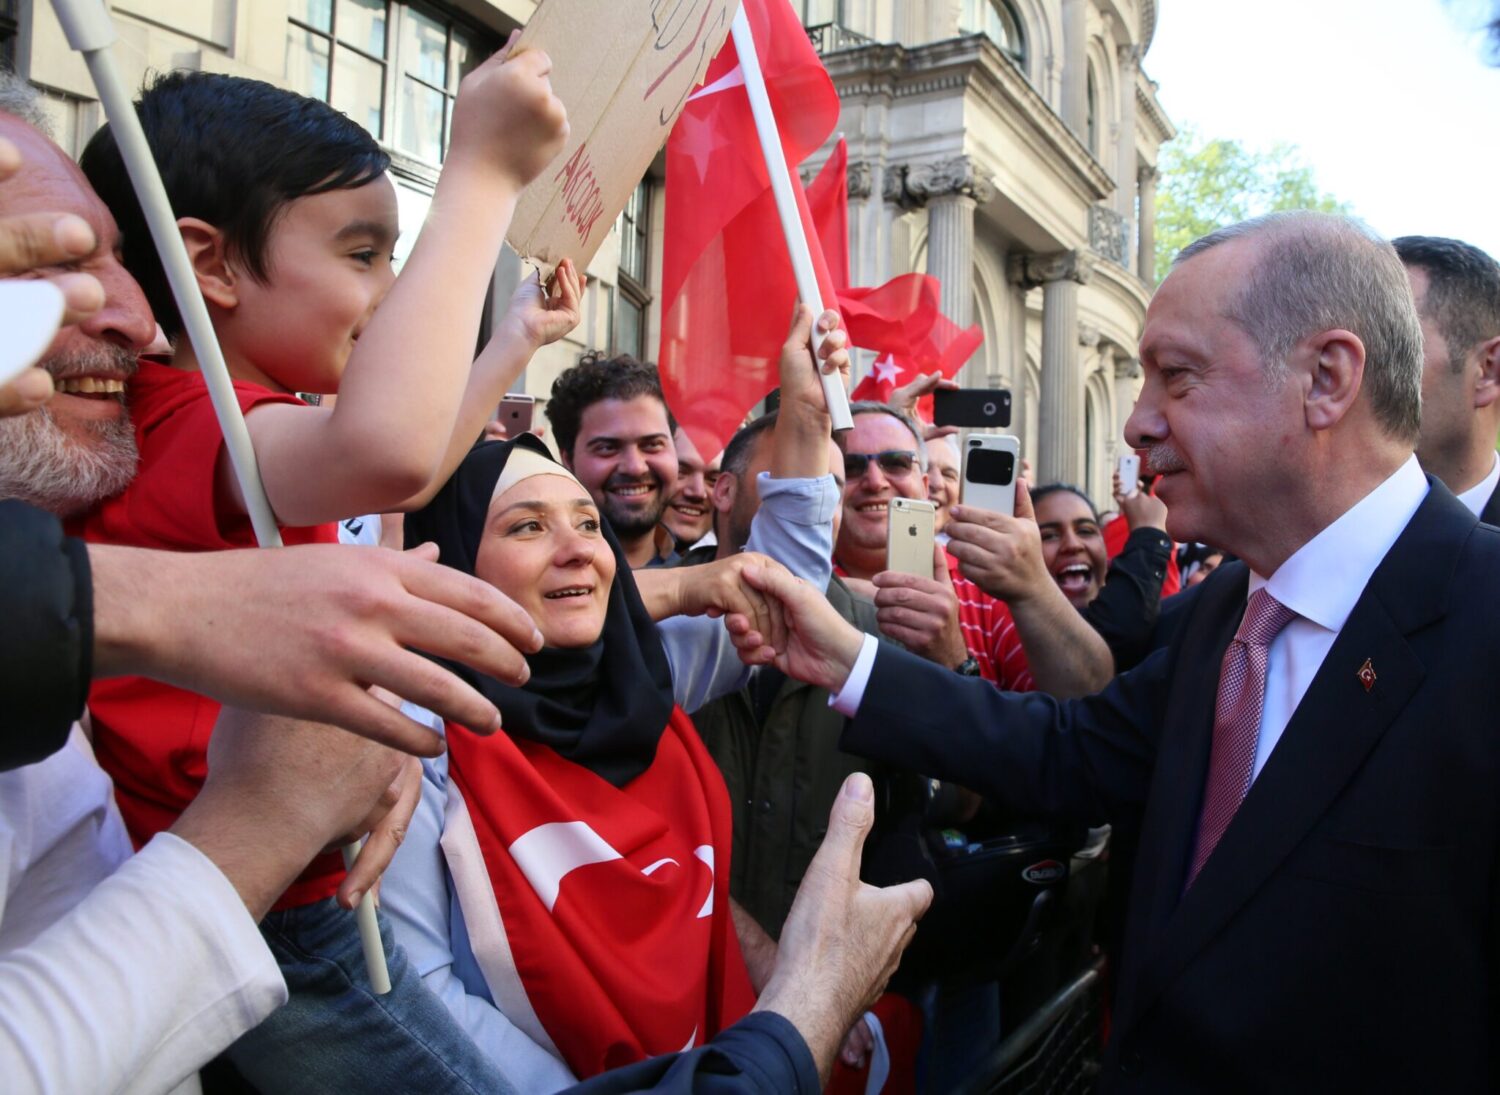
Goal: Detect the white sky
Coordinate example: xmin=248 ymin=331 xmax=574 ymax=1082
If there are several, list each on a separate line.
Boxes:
xmin=1145 ymin=0 xmax=1500 ymax=259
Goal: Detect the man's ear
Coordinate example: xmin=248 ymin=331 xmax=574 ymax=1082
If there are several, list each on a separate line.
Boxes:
xmin=712 ymin=469 xmax=737 ymax=516
xmin=177 ymin=217 xmax=238 ymax=310
xmin=1303 ymin=329 xmax=1365 ymax=432
xmin=1471 ymin=335 xmax=1500 ymax=411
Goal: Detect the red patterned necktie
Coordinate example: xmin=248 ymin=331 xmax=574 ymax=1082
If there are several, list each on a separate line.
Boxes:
xmin=1187 ymin=587 xmax=1297 ymax=886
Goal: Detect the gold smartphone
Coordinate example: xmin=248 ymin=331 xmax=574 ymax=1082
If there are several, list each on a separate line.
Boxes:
xmin=886 ymin=497 xmax=937 ymax=577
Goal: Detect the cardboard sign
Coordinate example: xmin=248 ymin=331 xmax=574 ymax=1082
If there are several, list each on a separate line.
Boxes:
xmin=507 ymin=0 xmax=740 ymax=271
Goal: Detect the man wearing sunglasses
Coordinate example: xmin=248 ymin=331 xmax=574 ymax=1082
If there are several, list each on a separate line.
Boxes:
xmin=834 ymin=404 xmax=1111 ymax=698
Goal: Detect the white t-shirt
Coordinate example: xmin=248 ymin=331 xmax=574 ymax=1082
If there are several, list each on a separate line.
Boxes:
xmin=0 ymin=727 xmax=286 ymax=1093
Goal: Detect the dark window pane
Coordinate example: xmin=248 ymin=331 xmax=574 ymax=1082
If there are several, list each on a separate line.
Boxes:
xmin=404 ymin=6 xmax=448 ymax=86
xmin=616 ymin=294 xmax=644 ymax=360
xmin=286 ymin=28 xmax=332 ymax=101
xmin=331 ymin=46 xmax=385 ymax=136
xmin=289 ymin=0 xmax=333 ymax=32
xmin=337 ymin=0 xmax=388 ymax=59
xmin=399 ymin=76 xmax=446 ymax=162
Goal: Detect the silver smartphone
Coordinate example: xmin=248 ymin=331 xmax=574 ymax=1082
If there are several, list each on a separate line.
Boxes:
xmin=886 ymin=497 xmax=937 ymax=577
xmin=1118 ymin=453 xmax=1141 ymax=497
xmin=962 ymin=434 xmax=1021 ymax=517
xmin=497 ymin=393 xmax=536 ymax=437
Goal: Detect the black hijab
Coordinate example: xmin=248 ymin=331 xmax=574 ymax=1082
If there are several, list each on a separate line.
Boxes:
xmin=405 ymin=434 xmax=675 ymax=786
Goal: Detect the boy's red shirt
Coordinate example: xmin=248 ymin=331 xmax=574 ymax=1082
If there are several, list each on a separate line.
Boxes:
xmin=70 ymin=360 xmax=343 ymax=909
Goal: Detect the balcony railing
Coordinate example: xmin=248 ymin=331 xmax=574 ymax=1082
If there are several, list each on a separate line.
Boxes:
xmin=805 ymin=22 xmax=876 ymax=55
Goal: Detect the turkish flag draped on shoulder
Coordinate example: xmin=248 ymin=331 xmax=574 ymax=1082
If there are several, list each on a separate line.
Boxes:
xmin=804 ymin=141 xmax=984 ymax=411
xmin=658 ymin=0 xmax=841 ymax=461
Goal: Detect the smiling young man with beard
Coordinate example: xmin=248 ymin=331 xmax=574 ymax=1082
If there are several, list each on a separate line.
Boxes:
xmin=546 ymin=353 xmax=681 ymax=568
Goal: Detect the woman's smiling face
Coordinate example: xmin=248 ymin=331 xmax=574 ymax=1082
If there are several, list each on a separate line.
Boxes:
xmin=474 ymin=474 xmax=616 ymax=649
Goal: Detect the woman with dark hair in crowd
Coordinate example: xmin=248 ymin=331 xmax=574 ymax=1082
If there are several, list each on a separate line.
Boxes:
xmin=1031 ymin=476 xmax=1174 ymax=672
xmin=380 ymin=434 xmax=823 ymax=1090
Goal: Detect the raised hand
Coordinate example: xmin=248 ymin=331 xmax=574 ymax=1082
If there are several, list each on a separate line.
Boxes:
xmin=446 ymin=31 xmax=570 ymax=192
xmin=871 ymin=543 xmax=967 ymax=669
xmin=755 ymin=774 xmax=933 ymax=1085
xmin=946 ymin=479 xmax=1052 ymax=605
xmin=501 ymin=259 xmax=583 ymax=351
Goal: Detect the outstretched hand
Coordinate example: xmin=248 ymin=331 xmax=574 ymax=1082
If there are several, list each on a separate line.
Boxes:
xmin=724 ymin=563 xmax=865 ymax=689
xmin=946 ymin=478 xmax=1051 ymax=604
xmin=755 ymin=773 xmax=933 ymax=1085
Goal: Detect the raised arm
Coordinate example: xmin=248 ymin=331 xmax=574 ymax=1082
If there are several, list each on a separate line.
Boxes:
xmin=945 ymin=482 xmax=1114 ymax=696
xmin=238 ymin=40 xmax=570 ymax=526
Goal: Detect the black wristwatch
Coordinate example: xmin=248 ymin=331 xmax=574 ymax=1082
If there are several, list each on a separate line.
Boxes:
xmin=954 ymin=656 xmax=982 ymax=677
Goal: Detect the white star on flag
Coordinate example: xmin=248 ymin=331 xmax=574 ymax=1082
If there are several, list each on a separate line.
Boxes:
xmin=872 ymin=354 xmax=902 ymax=386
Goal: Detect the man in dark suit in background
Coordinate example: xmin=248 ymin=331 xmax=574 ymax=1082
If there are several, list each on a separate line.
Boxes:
xmin=1393 ymin=235 xmax=1500 ymax=523
xmin=726 ymin=211 xmax=1499 ymax=1092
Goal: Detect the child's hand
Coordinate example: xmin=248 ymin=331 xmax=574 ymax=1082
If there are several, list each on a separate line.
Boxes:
xmin=448 ymin=30 xmax=569 ymax=192
xmin=501 ymin=258 xmax=583 ymax=350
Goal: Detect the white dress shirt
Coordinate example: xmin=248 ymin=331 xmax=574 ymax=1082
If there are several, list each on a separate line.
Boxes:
xmin=0 ymin=726 xmax=286 ymax=1095
xmin=835 ymin=456 xmax=1430 ymax=786
xmin=1454 ymin=451 xmax=1499 ymax=519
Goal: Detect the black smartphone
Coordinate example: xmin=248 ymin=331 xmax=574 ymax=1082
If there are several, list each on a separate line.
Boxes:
xmin=933 ymin=388 xmax=1012 ymax=429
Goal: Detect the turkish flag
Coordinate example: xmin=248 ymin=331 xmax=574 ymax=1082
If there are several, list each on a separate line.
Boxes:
xmin=803 ymin=139 xmax=983 ymax=413
xmin=658 ymin=0 xmax=842 ymax=462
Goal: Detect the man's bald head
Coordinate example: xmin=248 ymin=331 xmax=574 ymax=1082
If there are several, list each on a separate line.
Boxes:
xmin=0 ymin=105 xmax=156 ymax=515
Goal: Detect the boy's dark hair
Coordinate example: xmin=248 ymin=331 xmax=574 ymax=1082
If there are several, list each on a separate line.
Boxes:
xmin=79 ymin=70 xmax=390 ymax=340
xmin=546 ymin=352 xmax=673 ymax=458
xmin=1391 ymin=235 xmax=1500 ymax=373
xmin=1032 ymin=483 xmax=1099 ymax=522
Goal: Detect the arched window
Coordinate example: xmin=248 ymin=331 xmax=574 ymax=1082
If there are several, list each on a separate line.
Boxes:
xmin=959 ymin=0 xmax=1027 ymax=68
xmin=1086 ymin=61 xmax=1099 ymax=154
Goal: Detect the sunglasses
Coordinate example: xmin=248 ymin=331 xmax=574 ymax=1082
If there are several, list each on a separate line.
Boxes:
xmin=844 ymin=450 xmax=919 ymax=480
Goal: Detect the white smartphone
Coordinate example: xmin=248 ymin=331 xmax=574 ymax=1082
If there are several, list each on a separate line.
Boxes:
xmin=1118 ymin=453 xmax=1141 ymax=497
xmin=886 ymin=497 xmax=937 ymax=577
xmin=962 ymin=434 xmax=1021 ymax=517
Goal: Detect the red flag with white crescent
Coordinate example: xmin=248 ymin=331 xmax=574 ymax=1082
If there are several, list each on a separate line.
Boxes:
xmin=441 ymin=709 xmax=754 ymax=1077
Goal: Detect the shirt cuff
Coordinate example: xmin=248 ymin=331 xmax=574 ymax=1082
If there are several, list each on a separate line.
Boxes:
xmin=828 ymin=633 xmax=879 ymax=716
xmin=755 ymin=472 xmax=840 ymax=527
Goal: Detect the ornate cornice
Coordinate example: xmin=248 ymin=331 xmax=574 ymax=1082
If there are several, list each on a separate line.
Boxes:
xmin=1141 ymin=0 xmax=1158 ymax=55
xmin=820 ymin=35 xmax=1113 ymax=204
xmin=1017 ymin=250 xmax=1096 ymax=288
xmin=1114 ymin=354 xmax=1143 ymax=380
xmin=1136 ymin=81 xmax=1176 ymax=143
xmin=901 ymin=156 xmax=997 ymax=206
xmin=847 ymin=160 xmax=875 ymax=201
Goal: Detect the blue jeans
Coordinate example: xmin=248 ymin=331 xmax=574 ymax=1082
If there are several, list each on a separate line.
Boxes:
xmin=224 ymin=899 xmax=520 ymax=1094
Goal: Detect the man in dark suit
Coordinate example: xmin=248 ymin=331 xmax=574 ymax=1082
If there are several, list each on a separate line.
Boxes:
xmin=1393 ymin=235 xmax=1500 ymax=523
xmin=725 ymin=212 xmax=1499 ymax=1092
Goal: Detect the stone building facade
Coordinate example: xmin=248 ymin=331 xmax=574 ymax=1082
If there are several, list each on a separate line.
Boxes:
xmin=5 ymin=0 xmax=1171 ymax=506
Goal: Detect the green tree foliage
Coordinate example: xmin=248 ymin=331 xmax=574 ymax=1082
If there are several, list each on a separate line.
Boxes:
xmin=1154 ymin=126 xmax=1352 ymax=282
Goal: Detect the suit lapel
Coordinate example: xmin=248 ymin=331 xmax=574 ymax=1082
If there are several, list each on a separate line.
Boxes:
xmin=1122 ymin=483 xmax=1471 ymax=1030
xmin=1113 ymin=566 xmax=1245 ymax=1021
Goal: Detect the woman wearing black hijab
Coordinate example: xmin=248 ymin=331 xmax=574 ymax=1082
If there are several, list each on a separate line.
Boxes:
xmin=381 ymin=435 xmax=805 ymax=1091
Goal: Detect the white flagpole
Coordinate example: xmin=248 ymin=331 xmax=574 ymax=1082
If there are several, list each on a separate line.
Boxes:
xmin=730 ymin=5 xmax=854 ymax=433
xmin=51 ymin=0 xmax=392 ymax=994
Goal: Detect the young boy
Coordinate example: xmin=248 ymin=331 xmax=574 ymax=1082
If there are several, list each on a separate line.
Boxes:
xmin=72 ymin=45 xmax=579 ymax=1092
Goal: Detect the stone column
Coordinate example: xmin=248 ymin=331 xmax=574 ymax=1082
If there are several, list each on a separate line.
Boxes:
xmin=1115 ymin=46 xmax=1140 ymax=233
xmin=1022 ymin=250 xmax=1095 ymax=485
xmin=906 ymin=157 xmax=996 ymax=328
xmin=1060 ymin=0 xmax=1089 ymax=137
xmin=1138 ymin=165 xmax=1158 ymax=284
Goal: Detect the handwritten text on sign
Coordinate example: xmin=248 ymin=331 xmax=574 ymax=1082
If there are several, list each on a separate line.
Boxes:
xmin=507 ymin=0 xmax=739 ymax=270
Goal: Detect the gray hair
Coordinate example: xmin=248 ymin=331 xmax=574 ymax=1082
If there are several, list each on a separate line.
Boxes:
xmin=1175 ymin=211 xmax=1423 ymax=444
xmin=0 ymin=70 xmax=54 ymax=137
xmin=850 ymin=400 xmax=929 ymax=471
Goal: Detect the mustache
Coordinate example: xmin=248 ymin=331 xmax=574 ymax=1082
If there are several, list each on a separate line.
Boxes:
xmin=1143 ymin=444 xmax=1186 ymax=477
xmin=43 ymin=344 xmax=140 ymax=381
xmin=603 ymin=471 xmax=663 ymax=492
